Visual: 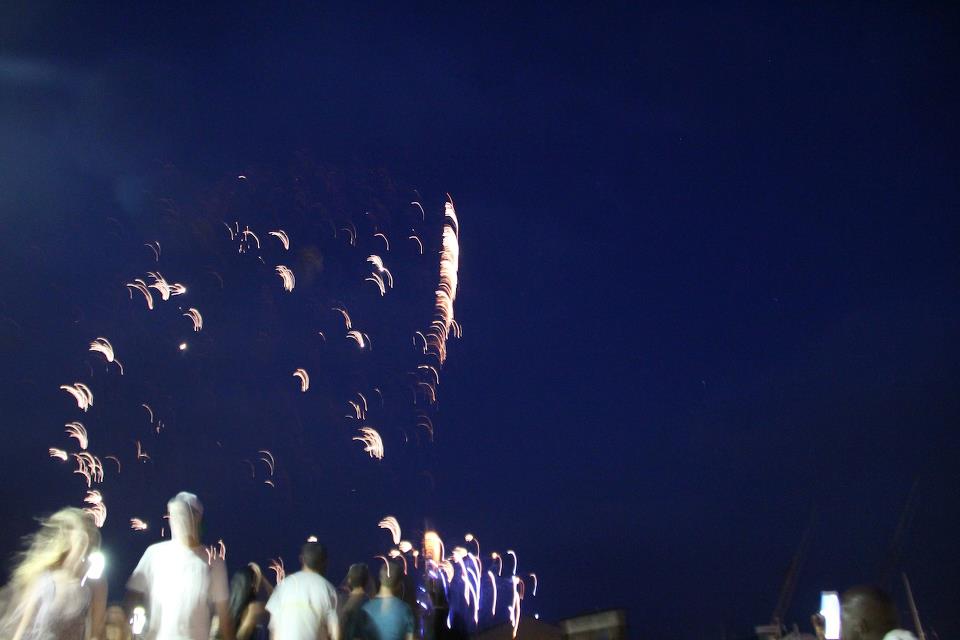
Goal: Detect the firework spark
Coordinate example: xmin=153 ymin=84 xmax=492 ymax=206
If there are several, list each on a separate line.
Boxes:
xmin=73 ymin=453 xmax=103 ymax=487
xmin=424 ymin=531 xmax=445 ymax=564
xmin=135 ymin=440 xmax=150 ymax=462
xmin=293 ymin=368 xmax=309 ymax=392
xmin=332 ymin=306 xmax=352 ymax=329
xmin=269 ymin=558 xmax=286 ymax=583
xmin=275 ymin=265 xmax=295 ymax=292
xmin=365 ymin=273 xmax=386 ymax=296
xmin=353 ymin=427 xmax=384 ymax=459
xmin=65 ymin=422 xmax=88 ymax=449
xmin=48 ymin=448 xmax=68 ymax=461
xmin=374 ymin=232 xmax=390 ymax=251
xmin=242 ymin=226 xmax=261 ymax=250
xmin=411 ymin=201 xmax=426 ymax=220
xmin=425 ymin=200 xmax=461 ymax=365
xmin=130 ymin=518 xmax=148 ymax=531
xmin=259 ymin=450 xmax=275 ymax=476
xmin=89 ymin=337 xmax=124 ymax=374
xmin=61 ymin=383 xmax=93 ymax=411
xmin=84 ymin=491 xmax=106 ymax=528
xmin=346 ymin=330 xmax=369 ymax=349
xmin=507 ymin=550 xmax=518 ymax=575
xmin=268 ymin=230 xmax=290 ymax=250
xmin=147 ymin=272 xmax=186 ymax=301
xmin=142 ymin=403 xmax=154 ymax=423
xmin=126 ymin=279 xmax=154 ymax=310
xmin=378 ymin=516 xmax=401 ymax=545
xmin=508 ymin=576 xmax=521 ymax=638
xmin=145 ymin=242 xmax=161 ymax=262
xmin=104 ymin=455 xmax=121 ymax=473
xmin=183 ymin=308 xmax=203 ymax=332
xmin=409 ymin=235 xmax=423 ymax=255
xmin=529 ymin=573 xmax=538 ymax=596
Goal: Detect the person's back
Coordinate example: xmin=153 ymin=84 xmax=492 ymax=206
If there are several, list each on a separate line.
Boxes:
xmin=265 ymin=542 xmax=339 ymax=640
xmin=361 ymin=561 xmax=413 ymax=640
xmin=128 ymin=540 xmax=228 ymax=640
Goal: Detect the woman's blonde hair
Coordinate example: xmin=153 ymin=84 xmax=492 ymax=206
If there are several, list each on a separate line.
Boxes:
xmin=10 ymin=508 xmax=100 ymax=590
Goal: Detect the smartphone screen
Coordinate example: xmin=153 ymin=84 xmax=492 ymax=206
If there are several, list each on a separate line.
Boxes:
xmin=820 ymin=591 xmax=841 ymax=640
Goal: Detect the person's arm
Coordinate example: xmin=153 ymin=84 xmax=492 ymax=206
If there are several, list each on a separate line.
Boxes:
xmin=326 ymin=608 xmax=340 ymax=640
xmin=235 ymin=603 xmax=263 ymax=640
xmin=88 ymin=577 xmax=107 ymax=640
xmin=214 ymin=599 xmax=236 ymax=640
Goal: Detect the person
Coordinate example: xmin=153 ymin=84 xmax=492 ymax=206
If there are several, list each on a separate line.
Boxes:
xmin=225 ymin=564 xmax=272 ymax=640
xmin=339 ymin=564 xmax=370 ymax=640
xmin=813 ymin=586 xmax=916 ymax=640
xmin=265 ymin=541 xmax=339 ymax=640
xmin=0 ymin=507 xmax=107 ymax=640
xmin=125 ymin=492 xmax=234 ymax=640
xmin=361 ymin=560 xmax=414 ymax=640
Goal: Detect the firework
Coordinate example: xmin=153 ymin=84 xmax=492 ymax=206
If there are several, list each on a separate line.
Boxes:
xmin=269 ymin=558 xmax=286 ymax=583
xmin=353 ymin=427 xmax=384 ymax=459
xmin=346 ymin=330 xmax=369 ymax=349
xmin=529 ymin=573 xmax=538 ymax=596
xmin=411 ymin=201 xmax=426 ymax=219
xmin=507 ymin=550 xmax=518 ymax=575
xmin=409 ymin=235 xmax=423 ymax=255
xmin=268 ymin=230 xmax=290 ymax=250
xmin=145 ymin=241 xmax=161 ymax=262
xmin=374 ymin=232 xmax=390 ymax=251
xmin=126 ymin=279 xmax=154 ymax=310
xmin=488 ymin=571 xmax=498 ymax=615
xmin=142 ymin=403 xmax=154 ymax=423
xmin=183 ymin=308 xmax=203 ymax=332
xmin=491 ymin=552 xmax=503 ymax=576
xmin=135 ymin=440 xmax=150 ymax=462
xmin=275 ymin=265 xmax=295 ymax=292
xmin=104 ymin=455 xmax=121 ymax=473
xmin=259 ymin=450 xmax=275 ymax=476
xmin=332 ymin=306 xmax=352 ymax=329
xmin=89 ymin=337 xmax=124 ymax=374
xmin=65 ymin=422 xmax=88 ymax=449
xmin=378 ymin=516 xmax=401 ymax=545
xmin=425 ymin=200 xmax=460 ymax=365
xmin=61 ymin=383 xmax=93 ymax=412
xmin=83 ymin=491 xmax=106 ymax=528
xmin=130 ymin=518 xmax=148 ymax=531
xmin=293 ymin=368 xmax=310 ymax=392
xmin=48 ymin=448 xmax=68 ymax=461
xmin=147 ymin=272 xmax=186 ymax=301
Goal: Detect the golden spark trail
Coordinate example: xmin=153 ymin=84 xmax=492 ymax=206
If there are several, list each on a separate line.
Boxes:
xmin=183 ymin=308 xmax=203 ymax=332
xmin=130 ymin=518 xmax=148 ymax=531
xmin=293 ymin=368 xmax=310 ymax=392
xmin=488 ymin=571 xmax=498 ymax=615
xmin=127 ymin=279 xmax=154 ymax=309
xmin=84 ymin=491 xmax=106 ymax=527
xmin=142 ymin=404 xmax=154 ymax=423
xmin=353 ymin=427 xmax=384 ymax=459
xmin=104 ymin=455 xmax=121 ymax=473
xmin=89 ymin=337 xmax=123 ymax=374
xmin=333 ymin=307 xmax=352 ymax=329
xmin=275 ymin=265 xmax=295 ymax=292
xmin=61 ymin=384 xmax=93 ymax=411
xmin=378 ymin=516 xmax=401 ymax=545
xmin=268 ymin=230 xmax=290 ymax=250
xmin=411 ymin=201 xmax=426 ymax=220
xmin=425 ymin=200 xmax=460 ymax=365
xmin=374 ymin=233 xmax=390 ymax=251
xmin=409 ymin=235 xmax=423 ymax=255
xmin=48 ymin=448 xmax=68 ymax=461
xmin=65 ymin=422 xmax=88 ymax=449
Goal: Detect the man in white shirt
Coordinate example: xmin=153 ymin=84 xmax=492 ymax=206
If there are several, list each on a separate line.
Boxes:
xmin=265 ymin=541 xmax=340 ymax=640
xmin=125 ymin=492 xmax=235 ymax=640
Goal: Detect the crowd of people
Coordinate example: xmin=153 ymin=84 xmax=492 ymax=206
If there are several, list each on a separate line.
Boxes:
xmin=0 ymin=491 xmax=925 ymax=640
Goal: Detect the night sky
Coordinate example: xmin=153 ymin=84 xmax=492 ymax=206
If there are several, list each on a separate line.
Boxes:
xmin=1 ymin=3 xmax=958 ymax=639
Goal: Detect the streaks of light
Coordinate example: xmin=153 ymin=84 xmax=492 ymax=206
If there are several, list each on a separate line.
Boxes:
xmin=183 ymin=308 xmax=203 ymax=332
xmin=242 ymin=226 xmax=261 ymax=249
xmin=411 ymin=201 xmax=426 ymax=220
xmin=147 ymin=272 xmax=186 ymax=301
xmin=374 ymin=232 xmax=390 ymax=251
xmin=73 ymin=453 xmax=103 ymax=487
xmin=89 ymin=337 xmax=123 ymax=374
xmin=414 ymin=331 xmax=427 ymax=354
xmin=409 ymin=235 xmax=423 ymax=255
xmin=84 ymin=491 xmax=106 ymax=528
xmin=491 ymin=552 xmax=503 ymax=577
xmin=507 ymin=550 xmax=518 ymax=576
xmin=65 ymin=422 xmax=88 ymax=450
xmin=224 ymin=222 xmax=236 ymax=241
xmin=126 ymin=279 xmax=154 ymax=310
xmin=347 ymin=400 xmax=364 ymax=420
xmin=398 ymin=540 xmax=413 ymax=553
xmin=48 ymin=448 xmax=68 ymax=461
xmin=264 ymin=479 xmax=275 ymax=488
xmin=104 ymin=455 xmax=121 ymax=473
xmin=293 ymin=368 xmax=309 ymax=392
xmin=130 ymin=518 xmax=148 ymax=531
xmin=307 ymin=535 xmax=318 ymax=543
xmin=424 ymin=531 xmax=444 ymax=564
xmin=268 ymin=230 xmax=290 ymax=250
xmin=418 ymin=364 xmax=440 ymax=386
xmin=415 ymin=413 xmax=434 ymax=441
xmin=488 ymin=571 xmax=498 ymax=615
xmin=259 ymin=450 xmax=275 ymax=476
xmin=357 ymin=393 xmax=369 ymax=414
xmin=353 ymin=427 xmax=384 ymax=460
xmin=61 ymin=384 xmax=93 ymax=412
xmin=333 ymin=306 xmax=352 ymax=330
xmin=340 ymin=222 xmax=357 ymax=246
xmin=142 ymin=404 xmax=154 ymax=423
xmin=365 ymin=273 xmax=386 ymax=296
xmin=529 ymin=573 xmax=538 ymax=596
xmin=508 ymin=576 xmax=521 ymax=638
xmin=179 ymin=342 xmax=187 ymax=351
xmin=135 ymin=440 xmax=150 ymax=462
xmin=417 ymin=381 xmax=437 ymax=405
xmin=241 ymin=459 xmax=255 ymax=479
xmin=218 ymin=539 xmax=227 ymax=560
xmin=269 ymin=558 xmax=286 ymax=583
xmin=275 ymin=265 xmax=295 ymax=292
xmin=425 ymin=200 xmax=461 ymax=365
xmin=378 ymin=516 xmax=401 ymax=545
xmin=346 ymin=330 xmax=370 ymax=350
xmin=145 ymin=242 xmax=161 ymax=262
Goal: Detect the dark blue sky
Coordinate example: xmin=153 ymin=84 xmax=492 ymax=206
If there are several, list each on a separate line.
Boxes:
xmin=1 ymin=3 xmax=958 ymax=638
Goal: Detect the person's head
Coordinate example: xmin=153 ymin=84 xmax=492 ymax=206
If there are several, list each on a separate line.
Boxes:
xmin=300 ymin=541 xmax=328 ymax=574
xmin=12 ymin=507 xmax=101 ymax=587
xmin=378 ymin=559 xmax=404 ymax=595
xmin=167 ymin=491 xmax=203 ymax=546
xmin=346 ymin=563 xmax=369 ymax=592
xmin=228 ymin=565 xmax=258 ymax=627
xmin=841 ymin=586 xmax=899 ymax=640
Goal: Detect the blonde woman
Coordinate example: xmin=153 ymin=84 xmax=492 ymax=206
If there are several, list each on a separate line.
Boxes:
xmin=1 ymin=508 xmax=107 ymax=640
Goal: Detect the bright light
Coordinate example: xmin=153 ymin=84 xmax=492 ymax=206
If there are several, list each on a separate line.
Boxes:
xmin=178 ymin=342 xmax=187 ymax=351
xmin=820 ymin=592 xmax=841 ymax=640
xmin=131 ymin=606 xmax=147 ymax=635
xmin=307 ymin=535 xmax=318 ymax=542
xmin=82 ymin=550 xmax=105 ymax=585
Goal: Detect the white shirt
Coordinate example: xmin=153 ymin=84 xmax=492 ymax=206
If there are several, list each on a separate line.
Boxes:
xmin=265 ymin=571 xmax=339 ymax=640
xmin=127 ymin=541 xmax=229 ymax=640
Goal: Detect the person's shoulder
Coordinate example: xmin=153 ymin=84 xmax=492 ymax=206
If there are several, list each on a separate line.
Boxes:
xmin=141 ymin=540 xmax=174 ymax=559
